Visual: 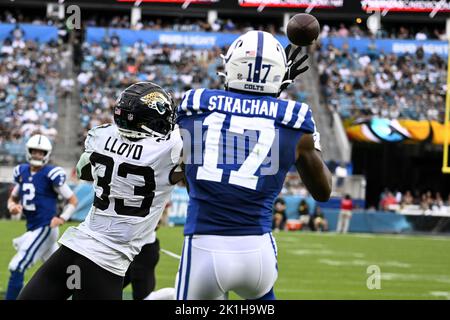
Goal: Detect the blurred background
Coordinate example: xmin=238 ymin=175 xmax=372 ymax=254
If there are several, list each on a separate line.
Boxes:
xmin=1 ymin=0 xmax=450 ymax=300
xmin=0 ymin=0 xmax=449 ymax=235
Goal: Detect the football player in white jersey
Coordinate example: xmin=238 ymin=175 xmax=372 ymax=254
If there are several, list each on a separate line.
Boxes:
xmin=19 ymin=82 xmax=183 ymax=300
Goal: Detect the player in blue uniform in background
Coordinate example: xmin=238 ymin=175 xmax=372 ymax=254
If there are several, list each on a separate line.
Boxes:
xmin=175 ymin=31 xmax=332 ymax=300
xmin=5 ymin=134 xmax=78 ymax=300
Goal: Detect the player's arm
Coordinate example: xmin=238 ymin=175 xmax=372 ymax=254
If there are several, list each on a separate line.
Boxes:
xmin=295 ymin=133 xmax=332 ymax=202
xmin=7 ymin=184 xmax=22 ymax=215
xmin=76 ymin=152 xmax=94 ymax=181
xmin=76 ymin=127 xmax=97 ymax=182
xmin=169 ymin=162 xmax=185 ymax=185
xmin=169 ymin=141 xmax=184 ymax=185
xmin=50 ymin=183 xmax=78 ymax=227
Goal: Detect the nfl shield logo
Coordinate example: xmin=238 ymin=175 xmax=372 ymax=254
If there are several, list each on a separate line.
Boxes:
xmin=114 ymin=107 xmax=121 ymax=115
xmin=128 ymin=114 xmax=134 ymax=121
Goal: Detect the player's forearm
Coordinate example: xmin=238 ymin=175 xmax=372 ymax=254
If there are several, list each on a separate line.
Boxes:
xmin=169 ymin=163 xmax=185 ymax=185
xmin=296 ymin=154 xmax=332 ymax=202
xmin=68 ymin=194 xmax=78 ymax=207
xmin=7 ymin=196 xmax=19 ymax=210
xmin=76 ymin=152 xmax=94 ymax=181
xmin=295 ymin=134 xmax=332 ymax=202
xmin=7 ymin=184 xmax=20 ymax=210
xmin=60 ymin=195 xmax=78 ymax=221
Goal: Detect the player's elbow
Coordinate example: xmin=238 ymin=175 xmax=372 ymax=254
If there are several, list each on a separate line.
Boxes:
xmin=312 ymin=189 xmax=331 ymax=202
xmin=311 ymin=180 xmax=332 ymax=202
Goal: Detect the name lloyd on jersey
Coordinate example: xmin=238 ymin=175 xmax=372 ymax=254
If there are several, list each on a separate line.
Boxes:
xmin=104 ymin=137 xmax=143 ymax=160
xmin=208 ymin=95 xmax=278 ymax=117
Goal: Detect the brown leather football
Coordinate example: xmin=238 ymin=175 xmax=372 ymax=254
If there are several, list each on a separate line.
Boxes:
xmin=286 ymin=13 xmax=320 ymax=47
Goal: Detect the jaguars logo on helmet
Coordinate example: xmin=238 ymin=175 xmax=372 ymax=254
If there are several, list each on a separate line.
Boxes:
xmin=140 ymin=92 xmax=171 ymax=115
xmin=114 ymin=82 xmax=176 ymax=139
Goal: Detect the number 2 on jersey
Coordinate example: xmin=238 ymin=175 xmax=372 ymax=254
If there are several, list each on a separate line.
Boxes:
xmin=197 ymin=113 xmax=275 ymax=190
xmin=22 ymin=183 xmax=36 ymax=211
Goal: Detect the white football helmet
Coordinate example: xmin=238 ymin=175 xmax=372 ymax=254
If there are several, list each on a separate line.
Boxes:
xmin=221 ymin=30 xmax=288 ymax=95
xmin=26 ymin=134 xmax=52 ymax=167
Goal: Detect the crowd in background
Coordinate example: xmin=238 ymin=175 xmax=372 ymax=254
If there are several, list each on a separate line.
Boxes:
xmin=378 ymin=189 xmax=450 ymax=211
xmin=316 ymin=43 xmax=447 ymax=123
xmin=81 ymin=13 xmax=447 ymax=40
xmin=320 ymin=23 xmax=447 ymax=41
xmin=76 ymin=37 xmax=301 ymax=145
xmin=0 ymin=25 xmax=64 ymax=164
xmin=4 ymin=8 xmax=445 ymax=41
xmin=84 ymin=15 xmax=280 ymax=35
xmin=0 ymin=10 xmax=448 ymax=167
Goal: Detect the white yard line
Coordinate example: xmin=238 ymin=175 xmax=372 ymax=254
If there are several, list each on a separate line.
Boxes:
xmin=160 ymin=248 xmax=181 ymax=260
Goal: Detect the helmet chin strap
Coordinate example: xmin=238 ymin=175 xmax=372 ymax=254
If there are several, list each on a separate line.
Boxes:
xmin=118 ymin=125 xmax=169 ymax=140
xmin=141 ymin=125 xmax=170 ymax=139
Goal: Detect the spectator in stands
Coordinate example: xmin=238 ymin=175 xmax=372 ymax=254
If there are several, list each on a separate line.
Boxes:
xmin=298 ymin=200 xmax=310 ymax=231
xmin=420 ymin=193 xmax=430 ymax=211
xmin=415 ymin=29 xmax=428 ymax=41
xmin=273 ymin=197 xmax=287 ymax=232
xmin=445 ymin=194 xmax=450 ymax=206
xmin=0 ymin=35 xmax=62 ymax=164
xmin=312 ymin=206 xmax=328 ymax=232
xmin=434 ymin=192 xmax=444 ymax=208
xmin=425 ymin=190 xmax=435 ymax=209
xmin=337 ymin=194 xmax=353 ymax=234
xmin=317 ymin=42 xmax=447 ymax=123
xmin=394 ymin=190 xmax=402 ymax=204
xmin=401 ymin=190 xmax=414 ymax=206
xmin=335 ymin=162 xmax=348 ymax=193
xmin=338 ymin=24 xmax=349 ymax=38
xmin=380 ymin=191 xmax=398 ymax=211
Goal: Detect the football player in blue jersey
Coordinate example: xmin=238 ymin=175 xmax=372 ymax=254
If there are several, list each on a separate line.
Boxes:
xmin=175 ymin=31 xmax=332 ymax=300
xmin=5 ymin=134 xmax=78 ymax=300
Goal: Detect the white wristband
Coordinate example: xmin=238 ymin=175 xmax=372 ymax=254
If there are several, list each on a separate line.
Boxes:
xmin=60 ymin=204 xmax=76 ymax=221
xmin=313 ymin=131 xmax=322 ymax=152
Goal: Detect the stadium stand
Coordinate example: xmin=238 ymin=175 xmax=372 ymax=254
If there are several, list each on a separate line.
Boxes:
xmin=316 ymin=41 xmax=447 ymax=122
xmin=0 ymin=10 xmax=448 ymax=227
xmin=0 ymin=27 xmax=63 ymax=165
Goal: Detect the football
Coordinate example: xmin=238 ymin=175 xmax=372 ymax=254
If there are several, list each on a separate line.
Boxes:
xmin=286 ymin=13 xmax=320 ymax=46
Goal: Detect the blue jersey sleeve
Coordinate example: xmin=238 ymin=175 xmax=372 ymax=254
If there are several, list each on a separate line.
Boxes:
xmin=279 ymin=100 xmax=316 ymax=134
xmin=47 ymin=166 xmax=67 ymax=187
xmin=176 ymin=88 xmax=206 ymax=121
xmin=13 ymin=165 xmax=21 ymax=184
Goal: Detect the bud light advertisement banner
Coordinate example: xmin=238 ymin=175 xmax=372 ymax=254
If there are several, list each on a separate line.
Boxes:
xmin=321 ymin=37 xmax=448 ymax=57
xmin=0 ymin=24 xmax=58 ymax=43
xmin=86 ymin=27 xmax=289 ymax=48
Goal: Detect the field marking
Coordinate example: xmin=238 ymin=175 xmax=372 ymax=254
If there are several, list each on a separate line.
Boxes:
xmin=382 ymin=273 xmax=450 ymax=284
xmin=279 ymin=231 xmax=450 ymax=241
xmin=350 ymin=234 xmax=376 ymax=238
xmin=429 ymin=291 xmax=450 ymax=299
xmin=318 ymin=259 xmax=411 ymax=268
xmin=275 ymin=288 xmax=440 ymax=298
xmin=160 ymin=248 xmax=181 ymax=260
xmin=291 ymin=249 xmax=365 ymax=258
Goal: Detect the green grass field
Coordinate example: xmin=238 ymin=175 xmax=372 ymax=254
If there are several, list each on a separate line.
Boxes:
xmin=1 ymin=220 xmax=450 ymax=300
